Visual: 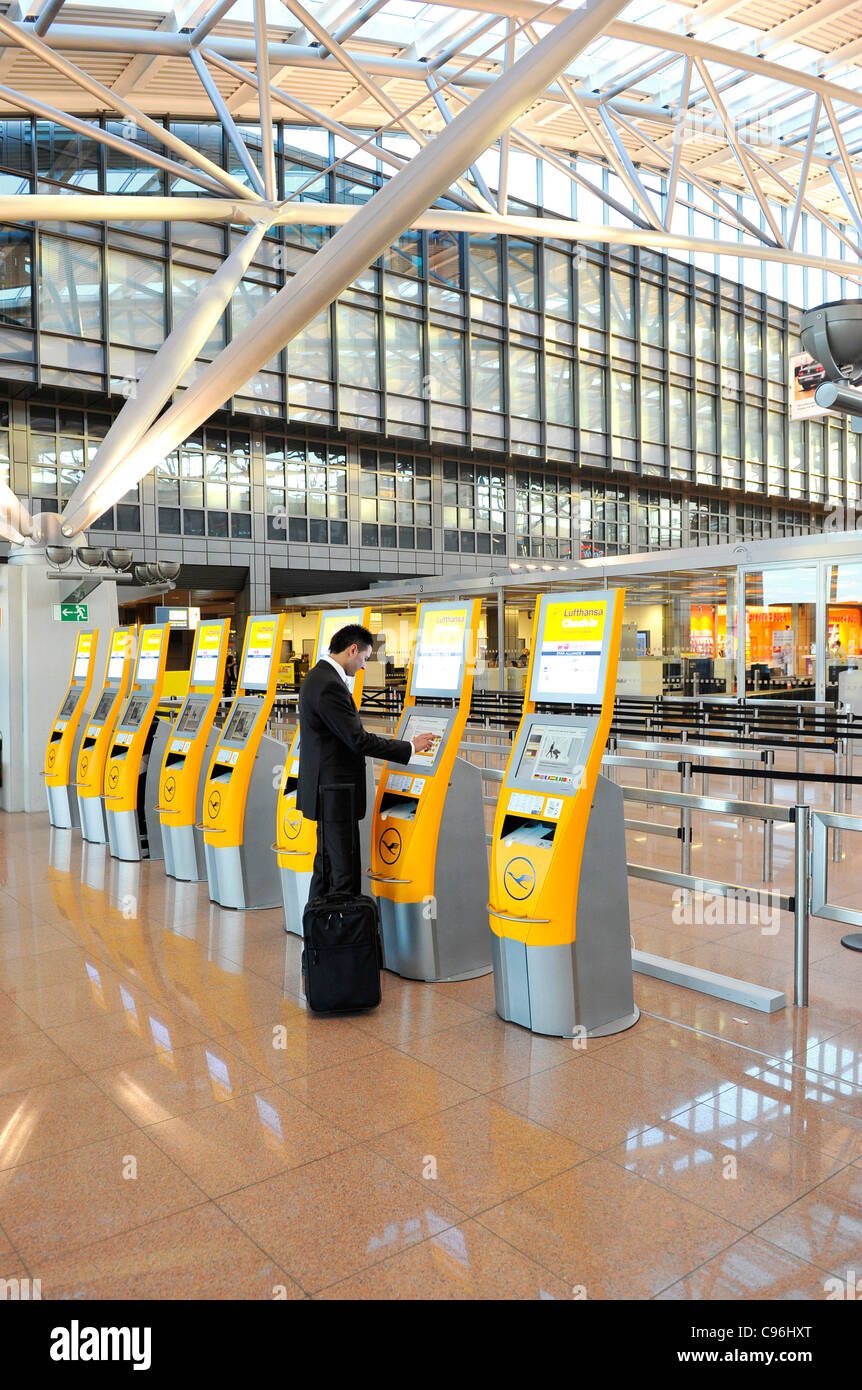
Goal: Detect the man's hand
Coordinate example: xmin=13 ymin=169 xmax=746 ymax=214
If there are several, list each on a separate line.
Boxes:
xmin=412 ymin=732 xmax=435 ymax=754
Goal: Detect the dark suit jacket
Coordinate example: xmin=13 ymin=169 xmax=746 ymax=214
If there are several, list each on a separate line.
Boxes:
xmin=296 ymin=660 xmax=412 ymax=821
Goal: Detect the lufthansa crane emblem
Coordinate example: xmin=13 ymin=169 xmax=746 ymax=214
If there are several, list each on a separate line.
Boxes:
xmin=107 ymin=764 xmax=119 ymax=790
xmin=504 ymin=857 xmax=536 ymax=901
xmin=164 ymin=776 xmax=176 ymax=802
xmin=207 ymin=788 xmax=222 ymax=819
xmin=378 ymin=826 xmax=402 ymax=865
xmin=283 ymin=808 xmax=302 ymax=841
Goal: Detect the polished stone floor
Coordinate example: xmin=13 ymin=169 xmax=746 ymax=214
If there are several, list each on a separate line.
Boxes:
xmin=1 ymin=779 xmax=860 ymax=1300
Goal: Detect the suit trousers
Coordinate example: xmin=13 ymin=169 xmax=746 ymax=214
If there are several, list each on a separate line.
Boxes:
xmin=309 ymin=812 xmax=361 ymax=899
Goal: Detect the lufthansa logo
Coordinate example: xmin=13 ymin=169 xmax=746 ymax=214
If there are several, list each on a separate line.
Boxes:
xmin=80 ymin=755 xmax=89 ymax=776
xmin=378 ymin=826 xmax=402 ymax=865
xmin=164 ymin=776 xmax=175 ymax=802
xmin=108 ymin=765 xmax=119 ymax=789
xmin=504 ymin=856 xmax=536 ymax=901
xmin=283 ymin=809 xmax=302 ymax=841
xmin=207 ymin=789 xmax=222 ymax=819
xmin=46 ymin=747 xmax=55 ymax=768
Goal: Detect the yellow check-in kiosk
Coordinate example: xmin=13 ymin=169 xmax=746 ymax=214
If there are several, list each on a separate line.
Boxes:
xmin=104 ymin=623 xmax=170 ymax=862
xmin=489 ymin=588 xmax=638 ymax=1038
xmin=201 ymin=613 xmax=286 ymax=909
xmin=156 ymin=618 xmax=230 ymax=883
xmin=369 ymin=599 xmax=490 ymax=982
xmin=276 ymin=606 xmax=372 ymax=936
xmin=76 ymin=627 xmax=136 ymax=844
xmin=44 ymin=629 xmax=99 ymax=830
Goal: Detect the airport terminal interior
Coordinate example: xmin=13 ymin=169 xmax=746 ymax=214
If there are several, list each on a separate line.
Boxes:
xmin=2 ymin=0 xmax=862 ymax=1307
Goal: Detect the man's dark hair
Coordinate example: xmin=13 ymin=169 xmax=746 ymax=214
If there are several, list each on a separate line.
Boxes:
xmin=329 ymin=623 xmax=374 ymax=654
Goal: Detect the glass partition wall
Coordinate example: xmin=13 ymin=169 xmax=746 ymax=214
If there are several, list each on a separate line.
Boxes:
xmin=308 ymin=553 xmax=861 ymax=704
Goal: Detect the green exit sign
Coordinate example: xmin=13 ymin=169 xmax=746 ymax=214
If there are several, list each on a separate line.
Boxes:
xmin=56 ymin=603 xmax=89 ymax=622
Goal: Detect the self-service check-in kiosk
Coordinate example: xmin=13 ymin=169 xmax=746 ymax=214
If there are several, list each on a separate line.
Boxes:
xmin=104 ymin=623 xmax=169 ymax=862
xmin=201 ymin=613 xmax=286 ymax=910
xmin=489 ymin=588 xmax=638 ymax=1039
xmin=156 ymin=618 xmax=230 ymax=883
xmin=76 ymin=628 xmax=135 ymax=844
xmin=369 ymin=599 xmax=490 ymax=982
xmin=276 ymin=606 xmax=373 ymax=936
xmin=44 ymin=629 xmax=99 ymax=829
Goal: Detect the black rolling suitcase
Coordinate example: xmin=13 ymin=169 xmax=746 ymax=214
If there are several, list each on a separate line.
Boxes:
xmin=301 ymin=785 xmax=383 ymax=1013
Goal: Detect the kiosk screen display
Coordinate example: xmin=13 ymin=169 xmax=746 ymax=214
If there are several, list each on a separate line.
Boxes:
xmin=222 ymin=703 xmax=257 ymax=746
xmin=241 ymin=619 xmax=277 ymax=689
xmin=176 ymin=696 xmax=208 ymax=737
xmin=73 ymin=651 xmax=90 ymax=680
xmin=410 ymin=605 xmax=469 ymax=696
xmin=92 ymin=690 xmax=116 ymax=724
xmin=402 ymin=713 xmax=449 ymax=771
xmin=517 ymin=725 xmax=588 ymax=790
xmin=58 ymin=690 xmax=80 ymax=720
xmin=121 ymin=695 xmax=150 ymax=731
xmin=530 ymin=596 xmax=609 ymax=704
xmin=107 ymin=650 xmax=126 ymax=680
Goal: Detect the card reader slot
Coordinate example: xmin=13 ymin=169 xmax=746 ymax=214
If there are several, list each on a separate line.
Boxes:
xmin=500 ymin=815 xmax=557 ymax=848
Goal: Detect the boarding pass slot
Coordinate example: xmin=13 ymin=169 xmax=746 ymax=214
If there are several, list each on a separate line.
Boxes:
xmin=500 ymin=816 xmax=557 ymax=849
xmin=165 ymin=751 xmax=186 ymax=769
xmin=49 ymin=729 xmax=63 ymax=743
xmin=209 ymin=764 xmax=234 ymax=785
xmin=379 ymin=791 xmax=419 ymax=821
xmin=81 ymin=736 xmax=97 ymax=751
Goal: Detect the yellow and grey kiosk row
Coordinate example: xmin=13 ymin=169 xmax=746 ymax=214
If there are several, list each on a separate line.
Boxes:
xmin=488 ymin=588 xmax=638 ymax=1038
xmin=156 ymin=618 xmax=230 ymax=883
xmin=44 ymin=629 xmax=100 ymax=830
xmin=276 ymin=606 xmax=372 ymax=936
xmin=201 ymin=613 xmax=286 ymax=910
xmin=103 ymin=623 xmax=170 ymax=863
xmin=75 ymin=628 xmax=136 ymax=843
xmin=369 ymin=599 xmax=491 ymax=982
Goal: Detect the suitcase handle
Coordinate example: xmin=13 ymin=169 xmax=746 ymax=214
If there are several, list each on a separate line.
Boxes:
xmin=367 ymin=871 xmax=412 ymax=885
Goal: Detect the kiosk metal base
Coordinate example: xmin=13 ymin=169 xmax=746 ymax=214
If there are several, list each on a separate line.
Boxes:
xmin=206 ymin=842 xmax=282 ymax=910
xmin=492 ymin=776 xmax=638 ymax=1038
xmin=378 ymin=756 xmax=492 ymax=982
xmin=204 ymin=733 xmax=284 ymax=910
xmin=46 ymin=783 xmax=79 ymax=831
xmin=106 ymin=807 xmax=142 ymax=862
xmin=78 ymin=794 xmax=107 ymax=844
xmin=163 ymin=823 xmax=207 ymax=882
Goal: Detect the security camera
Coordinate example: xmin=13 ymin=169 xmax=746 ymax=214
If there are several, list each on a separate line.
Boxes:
xmin=800 ymin=300 xmax=862 ymax=424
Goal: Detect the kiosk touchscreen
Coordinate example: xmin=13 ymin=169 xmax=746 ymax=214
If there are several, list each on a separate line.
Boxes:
xmin=156 ymin=618 xmax=230 ymax=883
xmin=75 ymin=629 xmax=135 ymax=843
xmin=275 ymin=606 xmax=372 ymax=936
xmin=44 ymin=629 xmax=99 ymax=830
xmin=201 ymin=612 xmax=286 ymax=909
xmin=103 ymin=624 xmax=169 ymax=862
xmin=369 ymin=599 xmax=491 ymax=982
xmin=488 ymin=588 xmax=638 ymax=1038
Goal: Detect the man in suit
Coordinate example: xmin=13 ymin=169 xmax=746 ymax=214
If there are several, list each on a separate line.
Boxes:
xmin=297 ymin=623 xmax=434 ymax=898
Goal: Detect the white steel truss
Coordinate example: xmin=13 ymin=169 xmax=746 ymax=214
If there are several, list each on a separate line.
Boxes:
xmin=0 ymin=0 xmax=860 ymax=542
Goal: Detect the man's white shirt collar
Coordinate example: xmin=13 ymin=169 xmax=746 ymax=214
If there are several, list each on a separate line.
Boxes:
xmin=322 ymin=653 xmax=350 ymax=685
